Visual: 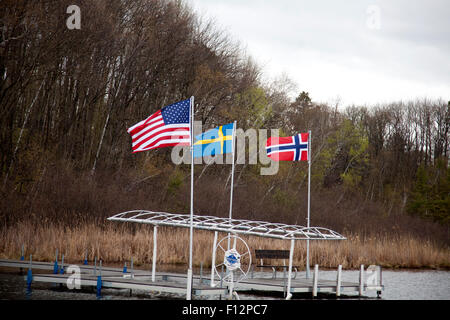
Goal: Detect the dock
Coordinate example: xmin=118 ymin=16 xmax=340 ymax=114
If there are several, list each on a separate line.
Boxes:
xmin=0 ymin=258 xmax=226 ymax=298
xmin=0 ymin=258 xmax=383 ymax=299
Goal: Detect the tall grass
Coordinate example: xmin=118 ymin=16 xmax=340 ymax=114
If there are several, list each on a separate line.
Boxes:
xmin=0 ymin=220 xmax=448 ymax=269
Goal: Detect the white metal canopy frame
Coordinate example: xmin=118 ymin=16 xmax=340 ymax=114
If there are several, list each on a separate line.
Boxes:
xmin=107 ymin=210 xmax=346 ymax=299
xmin=107 ymin=210 xmax=346 ymax=241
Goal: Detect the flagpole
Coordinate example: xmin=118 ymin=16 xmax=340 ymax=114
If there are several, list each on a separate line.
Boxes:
xmin=187 ymin=96 xmax=194 ymax=300
xmin=306 ymin=130 xmax=311 ymax=279
xmin=227 ymin=120 xmax=237 ymax=250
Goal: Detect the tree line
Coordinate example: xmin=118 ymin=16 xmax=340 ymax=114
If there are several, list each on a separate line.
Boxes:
xmin=0 ymin=1 xmax=448 ymax=240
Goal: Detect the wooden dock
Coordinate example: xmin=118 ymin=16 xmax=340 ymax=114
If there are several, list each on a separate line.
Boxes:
xmin=0 ymin=258 xmax=383 ymax=299
xmin=0 ymin=258 xmax=227 ymax=298
xmin=239 ymin=277 xmax=359 ymax=295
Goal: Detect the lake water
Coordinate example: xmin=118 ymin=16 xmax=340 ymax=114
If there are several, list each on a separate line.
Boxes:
xmin=311 ymin=269 xmax=450 ymax=300
xmin=0 ymin=268 xmax=448 ymax=300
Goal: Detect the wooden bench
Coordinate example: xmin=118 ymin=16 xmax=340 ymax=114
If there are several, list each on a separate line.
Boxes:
xmin=253 ymin=249 xmax=299 ymax=279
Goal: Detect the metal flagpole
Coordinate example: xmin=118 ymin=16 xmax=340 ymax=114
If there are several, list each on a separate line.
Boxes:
xmin=306 ymin=130 xmax=311 ymax=278
xmin=227 ymin=120 xmax=237 ymax=250
xmin=186 ymin=96 xmax=194 ymax=300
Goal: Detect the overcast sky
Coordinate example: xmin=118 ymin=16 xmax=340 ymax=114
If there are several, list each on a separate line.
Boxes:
xmin=189 ymin=0 xmax=449 ymax=108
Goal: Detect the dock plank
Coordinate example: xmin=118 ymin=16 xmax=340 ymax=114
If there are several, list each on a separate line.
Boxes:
xmin=27 ymin=272 xmax=227 ymax=296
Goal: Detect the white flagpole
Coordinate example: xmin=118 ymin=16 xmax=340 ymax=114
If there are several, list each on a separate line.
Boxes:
xmin=186 ymin=96 xmax=194 ymax=300
xmin=306 ymin=130 xmax=311 ymax=278
xmin=227 ymin=120 xmax=237 ymax=250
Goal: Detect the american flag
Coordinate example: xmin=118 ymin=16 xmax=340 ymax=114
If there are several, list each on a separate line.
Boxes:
xmin=266 ymin=133 xmax=309 ymax=161
xmin=127 ymin=99 xmax=191 ymax=153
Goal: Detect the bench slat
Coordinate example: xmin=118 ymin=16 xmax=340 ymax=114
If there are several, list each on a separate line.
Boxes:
xmin=255 ymin=249 xmax=289 ymax=259
xmin=256 ymin=265 xmax=299 ymax=269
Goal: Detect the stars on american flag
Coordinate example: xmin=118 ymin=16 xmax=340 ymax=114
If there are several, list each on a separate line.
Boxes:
xmin=161 ymin=99 xmax=190 ymax=124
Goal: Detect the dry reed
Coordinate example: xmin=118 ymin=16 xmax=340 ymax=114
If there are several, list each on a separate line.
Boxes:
xmin=0 ymin=220 xmax=448 ymax=270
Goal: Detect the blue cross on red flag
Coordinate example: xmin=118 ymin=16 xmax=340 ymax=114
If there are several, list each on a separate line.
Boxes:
xmin=265 ymin=133 xmax=309 ymax=161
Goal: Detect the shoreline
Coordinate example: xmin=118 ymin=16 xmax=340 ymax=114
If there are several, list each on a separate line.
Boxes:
xmin=1 ymin=220 xmax=449 ymax=270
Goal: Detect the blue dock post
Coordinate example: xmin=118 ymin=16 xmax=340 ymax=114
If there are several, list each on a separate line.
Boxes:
xmin=20 ymin=244 xmax=24 ymax=261
xmin=123 ymin=262 xmax=127 ymax=273
xmin=83 ymin=250 xmax=88 ymax=265
xmin=96 ymin=275 xmax=102 ymax=298
xmin=53 ymin=249 xmax=59 ymax=274
xmin=26 ymin=254 xmax=33 ymax=291
xmin=19 ymin=244 xmax=25 ymax=274
xmin=60 ymin=254 xmax=65 ymax=274
xmin=96 ymin=260 xmax=102 ymax=298
xmin=26 ymin=269 xmax=33 ymax=290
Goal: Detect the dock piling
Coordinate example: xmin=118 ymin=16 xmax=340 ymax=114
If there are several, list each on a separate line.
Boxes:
xmin=19 ymin=244 xmax=25 ymax=274
xmin=336 ymin=265 xmax=342 ymax=297
xmin=312 ymin=264 xmax=319 ymax=297
xmin=210 ymin=231 xmax=218 ymax=287
xmin=60 ymin=254 xmax=65 ymax=274
xmin=96 ymin=274 xmax=102 ymax=298
xmin=53 ymin=249 xmax=59 ymax=274
xmin=95 ymin=260 xmax=102 ymax=297
xmin=285 ymin=238 xmax=295 ymax=300
xmin=26 ymin=255 xmax=32 ymax=290
xmin=83 ymin=250 xmax=88 ymax=265
xmin=359 ymin=264 xmax=364 ymax=296
xmin=152 ymin=225 xmax=157 ymax=282
xmin=220 ymin=265 xmax=224 ymax=288
xmin=377 ymin=266 xmax=383 ymax=298
xmin=200 ymin=261 xmax=203 ymax=285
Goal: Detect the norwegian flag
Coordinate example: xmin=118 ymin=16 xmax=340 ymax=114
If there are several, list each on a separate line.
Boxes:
xmin=265 ymin=133 xmax=309 ymax=161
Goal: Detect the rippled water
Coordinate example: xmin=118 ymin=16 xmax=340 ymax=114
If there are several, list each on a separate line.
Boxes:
xmin=313 ymin=269 xmax=450 ymax=300
xmin=0 ymin=268 xmax=448 ymax=300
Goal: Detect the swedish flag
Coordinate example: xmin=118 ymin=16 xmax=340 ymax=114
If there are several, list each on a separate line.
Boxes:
xmin=193 ymin=122 xmax=235 ymax=158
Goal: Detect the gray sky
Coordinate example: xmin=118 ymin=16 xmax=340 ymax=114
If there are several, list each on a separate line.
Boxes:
xmin=189 ymin=0 xmax=449 ymax=107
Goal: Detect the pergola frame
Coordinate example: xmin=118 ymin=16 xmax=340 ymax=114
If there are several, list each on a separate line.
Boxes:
xmin=107 ymin=210 xmax=346 ymax=241
xmin=107 ymin=210 xmax=346 ymax=299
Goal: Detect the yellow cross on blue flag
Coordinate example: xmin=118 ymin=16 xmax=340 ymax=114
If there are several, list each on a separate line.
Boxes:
xmin=193 ymin=122 xmax=235 ymax=158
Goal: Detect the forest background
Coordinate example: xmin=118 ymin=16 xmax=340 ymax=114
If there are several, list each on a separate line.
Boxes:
xmin=0 ymin=0 xmax=448 ymax=269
